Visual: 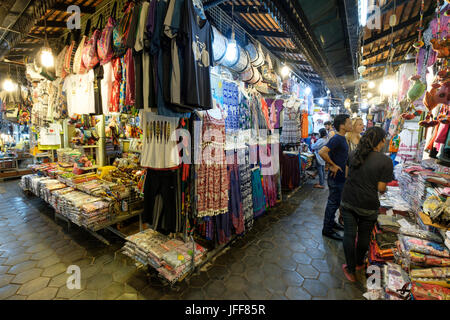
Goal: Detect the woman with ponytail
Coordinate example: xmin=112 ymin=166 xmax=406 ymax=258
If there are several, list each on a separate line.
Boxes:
xmin=340 ymin=127 xmax=394 ymax=282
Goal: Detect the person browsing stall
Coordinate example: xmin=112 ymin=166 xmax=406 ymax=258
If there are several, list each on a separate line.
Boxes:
xmin=340 ymin=127 xmax=393 ymax=282
xmin=311 ymin=128 xmax=328 ymax=189
xmin=318 ymin=114 xmax=353 ymax=241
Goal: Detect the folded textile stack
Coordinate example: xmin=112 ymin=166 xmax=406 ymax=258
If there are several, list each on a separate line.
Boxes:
xmin=123 ymin=229 xmax=207 ymax=284
xmin=383 ymin=262 xmax=411 ymax=300
xmin=411 ymin=282 xmax=450 ymax=300
xmin=80 ymin=200 xmax=111 ymax=229
xmin=40 ymin=181 xmax=68 ymax=203
xmin=410 ymin=267 xmax=450 ymax=288
xmin=19 ymin=174 xmax=39 ymax=192
xmin=377 ymin=215 xmax=401 ymax=233
xmin=379 ymin=186 xmax=412 ymax=214
xmin=441 ymin=230 xmax=450 ymax=251
xmin=423 ymin=195 xmax=450 ymax=228
xmin=49 ymin=187 xmax=75 ymax=211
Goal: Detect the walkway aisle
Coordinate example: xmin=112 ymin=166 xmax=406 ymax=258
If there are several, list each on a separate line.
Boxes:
xmin=0 ymin=179 xmax=365 ymax=300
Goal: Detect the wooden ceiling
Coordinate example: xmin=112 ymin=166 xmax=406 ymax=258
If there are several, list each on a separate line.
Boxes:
xmin=360 ymin=0 xmax=436 ymax=81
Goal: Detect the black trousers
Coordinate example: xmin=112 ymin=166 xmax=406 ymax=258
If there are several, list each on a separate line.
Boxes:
xmin=341 ymin=205 xmax=378 ymax=273
xmin=143 ymin=169 xmax=178 ymax=233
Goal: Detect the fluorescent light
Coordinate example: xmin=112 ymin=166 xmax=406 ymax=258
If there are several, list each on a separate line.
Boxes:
xmin=360 ymin=0 xmax=368 ymax=27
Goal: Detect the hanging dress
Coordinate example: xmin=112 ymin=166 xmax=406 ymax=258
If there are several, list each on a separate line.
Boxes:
xmin=196 ymin=110 xmax=229 ymax=217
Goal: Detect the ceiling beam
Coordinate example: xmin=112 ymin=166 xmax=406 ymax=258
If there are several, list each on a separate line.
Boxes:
xmin=364 ymin=4 xmax=435 ymax=45
xmin=204 ymin=0 xmax=229 ymax=10
xmin=365 ymin=58 xmax=415 ymax=69
xmin=363 ymin=34 xmax=416 ymax=60
xmin=253 ymin=30 xmax=290 ymax=38
xmin=219 ymin=4 xmax=269 ymax=14
xmin=11 ymin=43 xmax=41 ymax=49
xmin=35 ymin=20 xmax=66 ymax=28
xmin=367 ymin=0 xmax=411 ymax=22
xmin=52 ymin=3 xmax=96 ymax=14
xmin=268 ymin=46 xmax=302 ymax=55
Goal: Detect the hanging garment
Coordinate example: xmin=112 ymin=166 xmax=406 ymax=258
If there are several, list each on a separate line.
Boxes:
xmin=180 ymin=0 xmax=213 ymax=110
xmin=124 ymin=48 xmax=135 ymax=107
xmin=92 ymin=64 xmax=103 ymax=115
xmin=143 ymin=168 xmax=178 ymax=233
xmin=196 ymin=111 xmax=229 ymax=217
xmin=301 ymin=112 xmax=309 ymax=138
xmin=251 ymin=166 xmax=266 ymax=218
xmin=139 ymin=110 xmax=181 ymax=169
xmin=280 ymin=106 xmax=301 ymax=145
xmin=110 ymin=57 xmax=121 ymax=113
xmin=223 ymin=81 xmax=239 ymax=133
xmin=280 ymin=152 xmax=301 ymax=190
xmin=119 ymin=56 xmax=127 ymax=112
xmin=100 ymin=61 xmax=114 ymax=115
xmin=238 ymin=147 xmax=254 ymax=231
xmin=228 ymin=162 xmax=245 ymax=236
xmin=238 ymin=95 xmax=252 ymax=130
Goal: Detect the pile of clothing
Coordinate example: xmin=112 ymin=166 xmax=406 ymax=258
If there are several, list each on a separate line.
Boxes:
xmin=369 ymin=215 xmax=403 ymax=264
xmin=122 ymin=229 xmax=207 ymax=284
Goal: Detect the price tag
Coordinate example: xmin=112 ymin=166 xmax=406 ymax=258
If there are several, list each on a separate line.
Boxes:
xmin=121 ymin=200 xmax=128 ymax=212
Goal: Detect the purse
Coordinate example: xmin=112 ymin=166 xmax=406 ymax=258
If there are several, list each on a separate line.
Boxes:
xmin=112 ymin=2 xmax=134 ymax=57
xmin=82 ymin=15 xmax=103 ymax=71
xmin=63 ymin=32 xmax=76 ymax=75
xmin=98 ymin=2 xmax=117 ymax=65
xmin=73 ymin=19 xmax=91 ymax=74
xmin=55 ymin=35 xmax=69 ymax=78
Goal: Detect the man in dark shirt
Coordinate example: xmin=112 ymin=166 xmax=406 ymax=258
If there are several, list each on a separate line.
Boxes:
xmin=318 ymin=114 xmax=353 ymax=240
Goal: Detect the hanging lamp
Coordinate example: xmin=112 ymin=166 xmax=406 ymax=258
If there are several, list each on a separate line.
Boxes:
xmin=2 ymin=64 xmax=16 ymax=92
xmin=38 ymin=18 xmax=54 ymax=68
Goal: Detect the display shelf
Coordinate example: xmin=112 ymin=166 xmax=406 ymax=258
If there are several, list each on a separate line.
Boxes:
xmin=77 ymin=165 xmax=99 ymax=171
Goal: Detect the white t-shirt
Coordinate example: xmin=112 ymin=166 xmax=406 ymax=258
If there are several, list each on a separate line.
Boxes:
xmin=63 ymin=70 xmax=95 ymax=116
xmin=39 ymin=123 xmax=62 ymax=146
xmin=101 ymin=62 xmax=114 ymax=115
xmin=139 ymin=110 xmax=180 ymax=169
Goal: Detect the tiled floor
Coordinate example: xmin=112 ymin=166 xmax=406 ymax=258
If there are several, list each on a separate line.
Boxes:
xmin=0 ymin=178 xmax=365 ymax=300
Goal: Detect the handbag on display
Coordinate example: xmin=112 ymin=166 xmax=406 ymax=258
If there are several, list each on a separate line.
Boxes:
xmin=97 ymin=2 xmax=117 ymax=65
xmin=112 ymin=2 xmax=135 ymax=57
xmin=246 ymin=41 xmax=264 ymax=68
xmin=55 ymin=35 xmax=69 ymax=78
xmin=241 ymin=66 xmax=261 ymax=84
xmin=82 ymin=15 xmax=103 ymax=71
xmin=63 ymin=32 xmax=76 ymax=75
xmin=212 ymin=26 xmax=227 ymax=64
xmin=73 ymin=19 xmax=91 ymax=74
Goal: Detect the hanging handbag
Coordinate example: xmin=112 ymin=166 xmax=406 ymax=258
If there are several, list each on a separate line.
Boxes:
xmin=82 ymin=15 xmax=103 ymax=71
xmin=246 ymin=41 xmax=264 ymax=68
xmin=73 ymin=19 xmax=91 ymax=74
xmin=112 ymin=2 xmax=134 ymax=57
xmin=212 ymin=26 xmax=227 ymax=64
xmin=63 ymin=32 xmax=76 ymax=75
xmin=98 ymin=2 xmax=117 ymax=65
xmin=55 ymin=35 xmax=69 ymax=78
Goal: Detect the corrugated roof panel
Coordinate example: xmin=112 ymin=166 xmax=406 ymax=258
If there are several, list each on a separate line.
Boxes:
xmin=264 ymin=13 xmax=281 ymax=31
xmin=240 ymin=13 xmax=258 ymax=29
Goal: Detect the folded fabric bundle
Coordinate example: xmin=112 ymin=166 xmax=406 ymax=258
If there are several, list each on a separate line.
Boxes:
xmin=376 ymin=232 xmax=398 ymax=250
xmin=396 ymin=241 xmax=450 ymax=267
xmin=411 ymin=282 xmax=450 ymax=300
xmin=399 ymin=225 xmax=443 ymax=243
xmin=411 ymin=267 xmax=450 ymax=278
xmin=400 ymin=235 xmax=450 ymax=258
xmin=382 ymin=262 xmax=410 ymax=300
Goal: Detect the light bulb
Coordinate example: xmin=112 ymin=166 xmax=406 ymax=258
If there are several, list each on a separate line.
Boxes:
xmin=326 ymin=89 xmax=331 ymax=94
xmin=368 ymin=81 xmax=375 ymax=89
xmin=40 ymin=48 xmax=54 ymax=68
xmin=318 ymin=98 xmax=324 ymax=105
xmin=367 ymin=92 xmax=373 ymax=98
xmin=3 ymin=78 xmax=15 ymax=92
xmin=224 ymin=39 xmax=238 ymax=64
xmin=280 ymin=65 xmax=290 ymax=78
xmin=379 ymin=79 xmax=397 ymax=95
xmin=305 ymin=87 xmax=311 ymax=94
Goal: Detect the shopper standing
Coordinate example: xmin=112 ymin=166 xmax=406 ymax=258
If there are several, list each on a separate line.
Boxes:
xmin=311 ymin=128 xmax=328 ymax=189
xmin=345 ymin=117 xmax=364 ymax=153
xmin=340 ymin=127 xmax=393 ymax=282
xmin=319 ymin=114 xmax=352 ymax=240
xmin=324 ymin=121 xmax=335 ymax=139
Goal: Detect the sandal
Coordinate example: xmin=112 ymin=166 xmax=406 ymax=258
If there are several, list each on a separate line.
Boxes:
xmin=313 ymin=184 xmax=325 ymax=189
xmin=342 ymin=264 xmax=356 ymax=282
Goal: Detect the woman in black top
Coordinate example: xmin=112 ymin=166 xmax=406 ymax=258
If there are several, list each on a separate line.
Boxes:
xmin=340 ymin=127 xmax=393 ymax=282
